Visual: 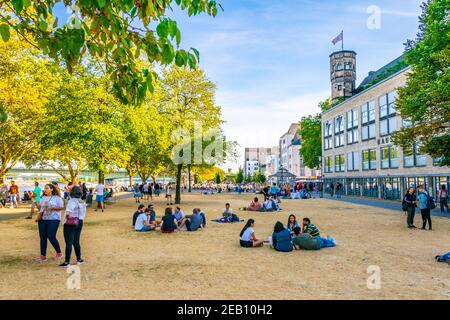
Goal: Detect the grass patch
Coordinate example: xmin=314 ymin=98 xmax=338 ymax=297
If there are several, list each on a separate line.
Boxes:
xmin=0 ymin=256 xmax=29 ymax=267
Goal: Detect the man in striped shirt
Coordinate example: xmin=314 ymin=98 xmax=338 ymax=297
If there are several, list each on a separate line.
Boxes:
xmin=302 ymin=217 xmax=336 ymax=248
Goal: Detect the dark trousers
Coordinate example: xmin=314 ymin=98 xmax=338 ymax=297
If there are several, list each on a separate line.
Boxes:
xmin=38 ymin=220 xmax=62 ymax=257
xmin=63 ymin=220 xmax=83 ymax=263
xmin=0 ymin=199 xmax=5 ymax=206
xmin=420 ymin=209 xmax=432 ymax=230
xmin=406 ymin=206 xmax=415 ymax=227
xmin=440 ymin=199 xmax=449 ymax=213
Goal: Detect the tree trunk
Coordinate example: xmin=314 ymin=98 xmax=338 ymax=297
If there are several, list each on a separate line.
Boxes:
xmin=151 ymin=175 xmax=157 ymax=184
xmin=0 ymin=171 xmax=5 ymax=185
xmin=98 ymin=170 xmax=105 ymax=184
xmin=175 ymin=164 xmax=182 ymax=204
xmin=187 ymin=164 xmax=192 ymax=192
xmin=129 ymin=174 xmax=133 ymax=187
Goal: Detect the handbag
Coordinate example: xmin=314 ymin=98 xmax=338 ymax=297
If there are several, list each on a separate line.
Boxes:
xmin=65 ymin=201 xmax=81 ymax=227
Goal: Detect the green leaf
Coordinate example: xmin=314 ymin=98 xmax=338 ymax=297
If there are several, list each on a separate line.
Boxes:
xmin=161 ymin=43 xmax=174 ymax=64
xmin=12 ymin=0 xmax=24 ymax=14
xmin=0 ymin=24 xmax=10 ymax=42
xmin=98 ymin=0 xmax=106 ymax=9
xmin=156 ymin=20 xmax=169 ymax=38
xmin=175 ymin=50 xmax=187 ymax=67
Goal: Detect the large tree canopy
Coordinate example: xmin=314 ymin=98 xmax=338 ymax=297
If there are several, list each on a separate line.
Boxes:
xmin=0 ymin=0 xmax=221 ymax=105
xmin=392 ymin=0 xmax=450 ymax=166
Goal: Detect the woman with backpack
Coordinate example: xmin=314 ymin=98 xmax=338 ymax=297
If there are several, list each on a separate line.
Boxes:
xmin=403 ymin=187 xmax=417 ymax=229
xmin=60 ymin=186 xmax=86 ymax=267
xmin=417 ymin=185 xmax=432 ymax=230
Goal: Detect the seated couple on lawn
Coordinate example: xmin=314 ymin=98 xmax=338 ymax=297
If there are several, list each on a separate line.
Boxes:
xmin=241 ymin=197 xmax=280 ymax=212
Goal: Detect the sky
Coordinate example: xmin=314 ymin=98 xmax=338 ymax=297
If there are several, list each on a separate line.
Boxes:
xmin=56 ymin=0 xmax=424 ymax=171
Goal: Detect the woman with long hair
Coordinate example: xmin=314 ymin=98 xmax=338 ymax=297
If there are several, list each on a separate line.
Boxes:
xmin=403 ymin=187 xmax=417 ymax=229
xmin=286 ymin=214 xmax=300 ymax=234
xmin=59 ymin=186 xmax=86 ymax=267
xmin=239 ymin=219 xmax=264 ymax=248
xmin=35 ymin=184 xmax=65 ymax=262
xmin=272 ymin=221 xmax=293 ymax=252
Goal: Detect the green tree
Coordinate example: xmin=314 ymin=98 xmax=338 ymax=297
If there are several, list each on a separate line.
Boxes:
xmin=157 ymin=66 xmax=223 ymax=204
xmin=392 ymin=0 xmax=450 ymax=166
xmin=298 ymin=114 xmax=322 ymax=169
xmin=254 ymin=172 xmax=266 ymax=185
xmin=0 ymin=0 xmax=221 ymax=105
xmin=235 ymin=168 xmax=244 ymax=184
xmin=0 ymin=35 xmax=57 ymax=184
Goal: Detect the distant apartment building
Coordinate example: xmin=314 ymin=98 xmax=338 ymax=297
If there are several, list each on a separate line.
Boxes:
xmin=244 ymin=147 xmax=278 ymax=178
xmin=322 ymin=50 xmax=449 ymax=200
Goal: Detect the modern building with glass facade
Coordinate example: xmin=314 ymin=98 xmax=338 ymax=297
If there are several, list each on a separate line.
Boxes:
xmin=322 ymin=51 xmax=450 ymax=201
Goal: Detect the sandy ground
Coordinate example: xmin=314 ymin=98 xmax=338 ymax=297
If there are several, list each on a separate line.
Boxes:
xmin=0 ymin=192 xmax=449 ymax=300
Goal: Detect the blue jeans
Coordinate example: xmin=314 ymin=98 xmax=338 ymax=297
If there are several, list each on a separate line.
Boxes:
xmin=318 ymin=236 xmax=336 ymax=248
xmin=137 ymin=226 xmax=153 ymax=232
xmin=38 ymin=220 xmax=62 ymax=256
xmin=9 ymin=194 xmax=18 ymax=206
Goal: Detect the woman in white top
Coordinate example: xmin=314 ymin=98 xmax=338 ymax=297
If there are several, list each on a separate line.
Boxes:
xmin=165 ymin=182 xmax=173 ymax=205
xmin=59 ymin=186 xmax=86 ymax=267
xmin=35 ymin=184 xmax=65 ymax=262
xmin=239 ymin=219 xmax=264 ymax=248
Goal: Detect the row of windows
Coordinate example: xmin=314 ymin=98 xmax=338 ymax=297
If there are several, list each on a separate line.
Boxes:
xmin=335 ymin=62 xmax=353 ymax=71
xmin=324 ymin=91 xmax=397 ymax=150
xmin=323 ymin=146 xmax=427 ymax=173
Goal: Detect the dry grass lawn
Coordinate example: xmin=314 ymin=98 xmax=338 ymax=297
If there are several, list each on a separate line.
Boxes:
xmin=0 ymin=193 xmax=449 ymax=300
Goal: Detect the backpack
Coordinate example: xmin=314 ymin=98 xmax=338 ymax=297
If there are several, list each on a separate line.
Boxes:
xmin=426 ymin=193 xmax=436 ymax=210
xmin=401 ymin=198 xmax=408 ymax=211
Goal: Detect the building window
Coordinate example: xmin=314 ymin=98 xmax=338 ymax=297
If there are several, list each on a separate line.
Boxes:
xmin=336 ymin=63 xmax=343 ymax=71
xmin=362 ymin=149 xmax=377 ymax=170
xmin=335 ymin=155 xmax=345 ymax=172
xmin=344 ymin=62 xmax=352 ymax=70
xmin=324 ymin=156 xmax=334 ymax=173
xmin=381 ymin=146 xmax=399 ymax=169
xmin=324 ymin=121 xmax=333 ymax=150
xmin=338 ymin=85 xmax=342 ymax=91
xmin=347 ymin=151 xmax=359 ymax=171
xmin=404 ymin=143 xmax=427 ymax=167
xmin=334 ymin=115 xmax=344 ymax=147
xmin=379 ymin=91 xmax=398 ymax=136
xmin=346 ymin=109 xmax=359 ymax=144
xmin=361 ymin=101 xmax=376 ymax=141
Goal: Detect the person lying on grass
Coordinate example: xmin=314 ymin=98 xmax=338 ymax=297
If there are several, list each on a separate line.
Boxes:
xmin=292 ymin=227 xmax=320 ymax=250
xmin=302 ymin=217 xmax=336 ymax=248
xmin=239 ymin=219 xmax=264 ymax=248
xmin=161 ymin=207 xmax=178 ymax=234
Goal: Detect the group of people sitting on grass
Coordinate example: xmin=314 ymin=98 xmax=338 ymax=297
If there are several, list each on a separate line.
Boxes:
xmin=132 ymin=204 xmax=206 ymax=233
xmin=239 ymin=215 xmax=336 ymax=252
xmin=240 ymin=197 xmax=281 ymax=212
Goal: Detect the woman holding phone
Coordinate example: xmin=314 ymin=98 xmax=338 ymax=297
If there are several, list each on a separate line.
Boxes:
xmin=35 ymin=184 xmax=65 ymax=262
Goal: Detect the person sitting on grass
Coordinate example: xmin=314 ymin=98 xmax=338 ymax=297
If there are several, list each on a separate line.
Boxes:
xmin=292 ymin=227 xmax=320 ymax=250
xmin=161 ymin=207 xmax=178 ymax=234
xmin=272 ymin=221 xmax=293 ymax=252
xmin=264 ymin=196 xmax=279 ymax=212
xmin=302 ymin=218 xmax=336 ymax=248
xmin=134 ymin=208 xmax=155 ymax=232
xmin=286 ymin=214 xmax=301 ymax=235
xmin=223 ymin=203 xmax=233 ymax=220
xmin=132 ymin=204 xmax=146 ymax=227
xmin=239 ymin=219 xmax=264 ymax=248
xmin=147 ymin=204 xmax=161 ymax=227
xmin=242 ymin=197 xmax=261 ymax=211
xmin=180 ymin=208 xmax=204 ymax=232
xmin=173 ymin=206 xmax=186 ymax=227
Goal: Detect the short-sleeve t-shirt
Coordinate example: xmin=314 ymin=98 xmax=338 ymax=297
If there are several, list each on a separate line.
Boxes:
xmin=161 ymin=215 xmax=177 ymax=231
xmin=240 ymin=227 xmax=254 ymax=242
xmin=223 ymin=208 xmax=233 ymax=217
xmin=173 ymin=210 xmax=184 ymax=222
xmin=134 ymin=213 xmax=148 ymax=231
xmin=33 ymin=186 xmax=42 ymax=202
xmin=149 ymin=211 xmax=156 ymax=222
xmin=304 ymin=223 xmax=320 ymax=238
xmin=65 ymin=198 xmax=87 ymax=221
xmin=40 ymin=196 xmax=64 ymax=221
xmin=95 ymin=184 xmax=105 ymax=196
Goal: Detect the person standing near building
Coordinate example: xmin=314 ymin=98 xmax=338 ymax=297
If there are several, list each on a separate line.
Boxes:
xmin=403 ymin=187 xmax=417 ymax=229
xmin=439 ymin=185 xmax=449 ymax=214
xmin=8 ymin=180 xmax=19 ymax=208
xmin=417 ymin=185 xmax=432 ymax=230
xmin=94 ymin=181 xmax=105 ymax=212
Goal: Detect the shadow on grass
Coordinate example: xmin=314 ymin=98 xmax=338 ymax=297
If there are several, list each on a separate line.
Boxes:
xmin=0 ymin=256 xmax=30 ymax=267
